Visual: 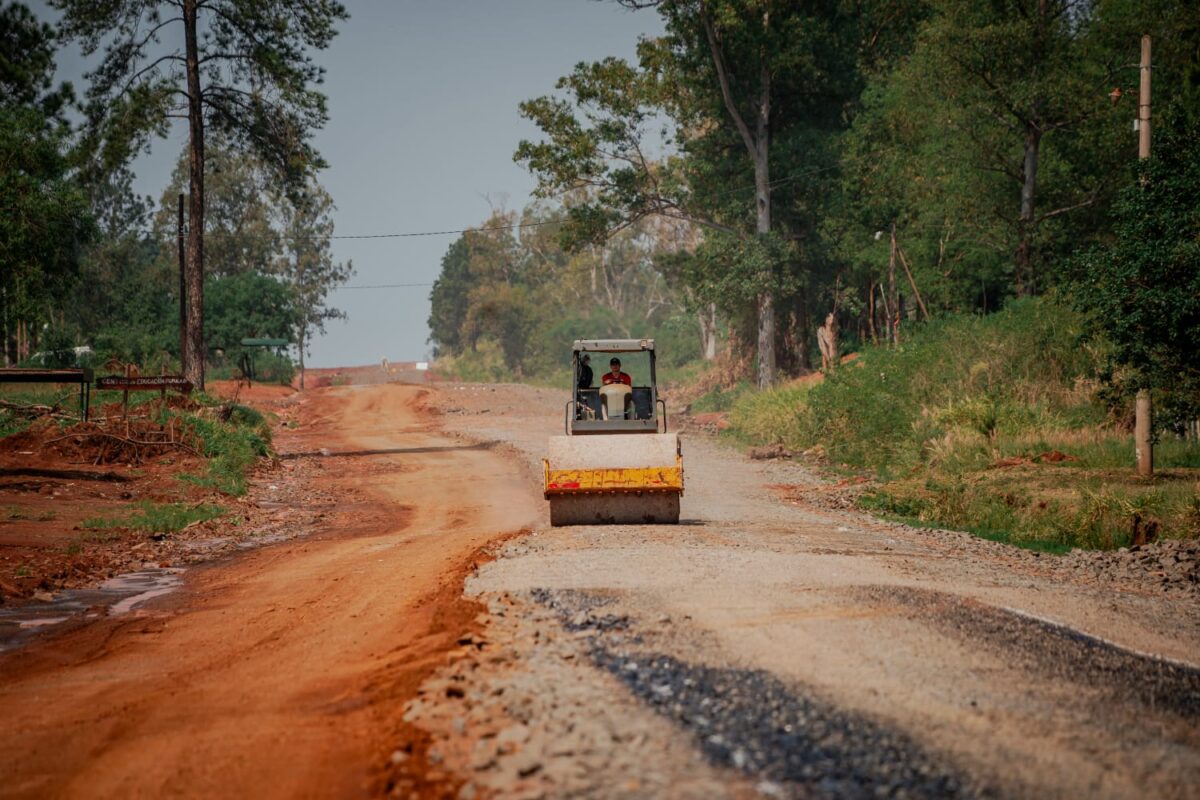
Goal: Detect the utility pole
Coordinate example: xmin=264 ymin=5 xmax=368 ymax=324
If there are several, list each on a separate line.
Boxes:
xmin=177 ymin=194 xmax=187 ymax=376
xmin=888 ymin=224 xmax=900 ymax=345
xmin=1135 ymin=35 xmax=1154 ymax=477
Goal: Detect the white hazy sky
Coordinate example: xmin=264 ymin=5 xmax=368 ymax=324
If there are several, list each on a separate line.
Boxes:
xmin=36 ymin=1 xmax=663 ymax=367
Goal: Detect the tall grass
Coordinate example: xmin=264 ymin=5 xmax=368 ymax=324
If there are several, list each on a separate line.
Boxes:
xmin=725 ymin=298 xmax=1200 ymax=550
xmin=168 ymin=402 xmax=272 ymax=495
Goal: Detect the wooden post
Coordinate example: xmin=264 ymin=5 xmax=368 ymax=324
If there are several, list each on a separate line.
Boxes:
xmin=867 ymin=279 xmax=878 ymax=345
xmin=122 ymin=363 xmax=132 ymax=420
xmin=178 ymin=194 xmax=187 ymax=376
xmin=896 ymin=246 xmax=931 ymax=321
xmin=888 ymin=224 xmax=900 ymax=344
xmin=1135 ymin=35 xmax=1154 ymax=477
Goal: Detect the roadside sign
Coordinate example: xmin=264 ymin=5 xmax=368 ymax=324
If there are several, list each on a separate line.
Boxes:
xmin=95 ymin=375 xmax=193 ymax=393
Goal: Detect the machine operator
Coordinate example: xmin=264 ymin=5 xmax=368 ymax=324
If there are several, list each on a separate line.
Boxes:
xmin=602 ymin=357 xmax=632 ymax=386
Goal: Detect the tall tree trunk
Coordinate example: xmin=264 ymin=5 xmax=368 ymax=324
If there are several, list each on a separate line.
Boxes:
xmin=699 ymin=303 xmax=717 ymax=360
xmin=298 ymin=328 xmax=306 ymax=390
xmin=703 ymin=6 xmax=775 ymax=387
xmin=748 ymin=137 xmax=777 ymax=388
xmin=1016 ymin=123 xmax=1041 ymax=297
xmin=753 ymin=69 xmax=774 ymax=388
xmin=888 ymin=225 xmax=900 ymax=344
xmin=183 ymin=0 xmax=206 ymax=390
xmin=867 ymin=279 xmax=878 ymax=345
xmin=796 ymin=290 xmax=812 ymax=372
xmin=2 ymin=289 xmax=10 ymax=366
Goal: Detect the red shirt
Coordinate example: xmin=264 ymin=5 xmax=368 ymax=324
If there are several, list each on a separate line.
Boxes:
xmin=602 ymin=371 xmax=632 ymax=386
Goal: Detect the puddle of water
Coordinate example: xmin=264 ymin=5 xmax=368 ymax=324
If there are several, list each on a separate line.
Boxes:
xmin=18 ymin=616 xmax=70 ymax=629
xmin=0 ymin=568 xmax=184 ymax=652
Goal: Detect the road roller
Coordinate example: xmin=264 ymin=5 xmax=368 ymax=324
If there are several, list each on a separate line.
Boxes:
xmin=543 ymin=339 xmax=682 ymax=525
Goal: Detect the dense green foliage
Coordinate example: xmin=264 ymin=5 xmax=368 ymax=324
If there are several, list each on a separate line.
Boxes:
xmin=0 ymin=1 xmax=351 ymax=380
xmin=50 ymin=0 xmax=348 ymax=387
xmin=1069 ymin=111 xmax=1200 ymax=428
xmin=5 ymin=129 xmax=349 ymax=380
xmin=0 ymin=2 xmax=92 ymax=362
xmin=505 ymin=0 xmax=1200 ymax=395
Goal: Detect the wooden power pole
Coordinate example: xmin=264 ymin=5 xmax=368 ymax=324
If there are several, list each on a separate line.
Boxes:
xmin=177 ymin=194 xmax=187 ymax=376
xmin=1135 ymin=35 xmax=1154 ymax=477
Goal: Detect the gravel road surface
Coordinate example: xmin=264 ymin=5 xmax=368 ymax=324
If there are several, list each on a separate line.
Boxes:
xmin=412 ymin=382 xmax=1200 ymax=799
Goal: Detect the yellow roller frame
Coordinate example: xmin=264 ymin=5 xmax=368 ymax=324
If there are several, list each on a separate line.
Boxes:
xmin=543 ymin=455 xmax=684 ymax=497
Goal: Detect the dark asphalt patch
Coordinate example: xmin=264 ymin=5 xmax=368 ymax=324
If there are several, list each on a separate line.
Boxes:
xmin=868 ymin=586 xmax=1200 ymax=720
xmin=535 ymin=588 xmax=987 ymax=800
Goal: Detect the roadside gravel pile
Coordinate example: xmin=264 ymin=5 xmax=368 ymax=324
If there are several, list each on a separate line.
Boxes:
xmin=894 ymin=522 xmax=1200 ymax=600
xmin=1055 ymin=538 xmax=1199 ymax=592
xmin=394 ymin=591 xmax=751 ymax=800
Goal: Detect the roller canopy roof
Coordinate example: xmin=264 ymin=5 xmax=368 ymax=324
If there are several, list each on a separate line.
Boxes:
xmin=572 ymin=339 xmax=655 ymax=353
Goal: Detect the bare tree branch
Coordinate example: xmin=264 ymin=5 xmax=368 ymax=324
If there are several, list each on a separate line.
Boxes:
xmin=701 ymin=5 xmax=758 ymax=161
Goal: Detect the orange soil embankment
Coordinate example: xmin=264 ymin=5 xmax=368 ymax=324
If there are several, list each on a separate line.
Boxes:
xmin=0 ymin=383 xmax=541 ymax=798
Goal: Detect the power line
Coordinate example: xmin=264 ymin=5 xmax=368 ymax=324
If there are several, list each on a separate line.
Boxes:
xmin=300 ymin=165 xmax=837 ymax=240
xmin=332 ymin=282 xmax=433 ymax=290
xmin=153 ymin=164 xmax=843 ymax=244
xmin=309 ymin=220 xmax=560 ymax=240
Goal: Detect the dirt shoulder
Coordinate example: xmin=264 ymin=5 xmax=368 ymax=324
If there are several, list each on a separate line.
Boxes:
xmin=401 ymin=382 xmax=1200 ymax=799
xmin=0 ymin=382 xmax=539 ymax=798
xmin=0 ymin=381 xmax=309 ymax=610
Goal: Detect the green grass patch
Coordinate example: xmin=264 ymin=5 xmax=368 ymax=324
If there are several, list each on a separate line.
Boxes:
xmin=82 ymin=501 xmax=226 ymax=535
xmin=726 ymin=383 xmax=812 ymax=443
xmin=0 ymin=409 xmax=31 ymax=439
xmin=691 ymin=379 xmax=753 ymax=413
xmin=0 ymin=386 xmax=82 ymax=437
xmin=864 ymin=468 xmax=1199 ymax=552
xmin=166 ymin=402 xmax=271 ymax=495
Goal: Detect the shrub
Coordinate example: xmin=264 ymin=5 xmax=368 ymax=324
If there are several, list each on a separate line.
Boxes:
xmin=796 ymin=298 xmax=1103 ymax=471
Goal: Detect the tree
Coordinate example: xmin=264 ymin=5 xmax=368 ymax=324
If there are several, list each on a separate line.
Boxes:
xmin=153 ymin=138 xmax=281 ymax=279
xmin=428 ymin=238 xmax=472 ymax=355
xmin=54 ymin=0 xmax=348 ymax=389
xmin=277 ymin=182 xmax=352 ymax=388
xmin=426 ymin=202 xmax=697 ymax=377
xmin=1069 ymin=110 xmax=1200 ymax=435
xmin=0 ymin=2 xmax=72 ymax=117
xmin=0 ymin=2 xmax=91 ymax=364
xmin=518 ymin=0 xmax=859 ymax=386
xmin=146 ymin=141 xmax=350 ymax=377
xmin=204 ymin=271 xmax=299 ymax=358
xmin=67 ymin=166 xmax=175 ymax=365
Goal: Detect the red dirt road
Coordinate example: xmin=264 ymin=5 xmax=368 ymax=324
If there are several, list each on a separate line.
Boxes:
xmin=0 ymin=384 xmax=539 ymax=798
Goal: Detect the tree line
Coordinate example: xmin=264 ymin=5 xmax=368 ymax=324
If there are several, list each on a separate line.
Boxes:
xmin=428 ymin=203 xmax=710 ymax=380
xmin=427 ymin=0 xmax=1196 ymax=423
xmin=1 ymin=0 xmax=350 ymax=388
